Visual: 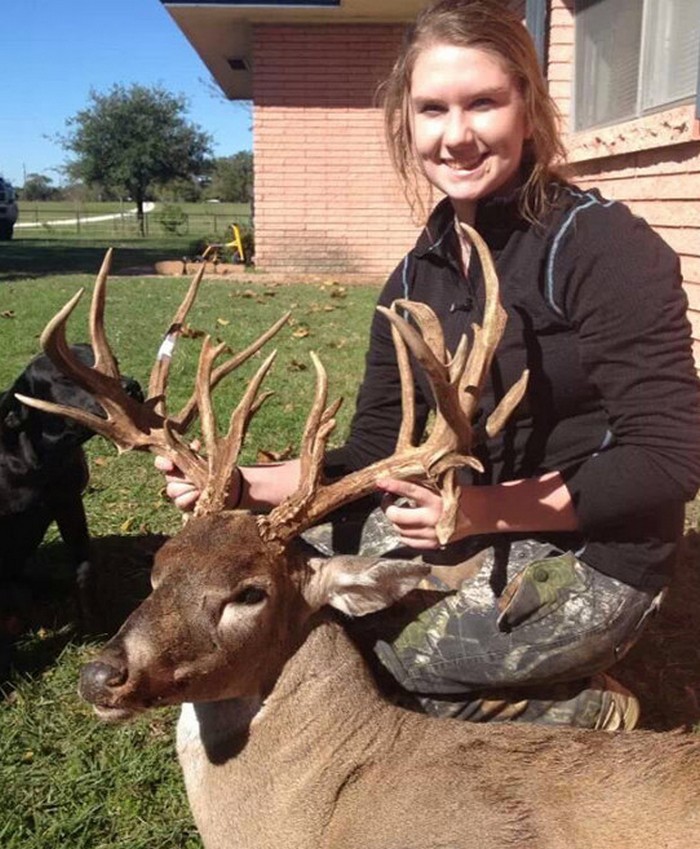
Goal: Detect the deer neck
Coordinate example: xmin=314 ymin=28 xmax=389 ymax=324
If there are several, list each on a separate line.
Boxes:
xmin=178 ymin=614 xmax=391 ymax=761
xmin=176 ymin=616 xmax=400 ymax=849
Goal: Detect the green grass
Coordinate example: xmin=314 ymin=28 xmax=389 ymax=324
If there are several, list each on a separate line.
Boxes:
xmin=0 ymin=260 xmax=378 ymax=848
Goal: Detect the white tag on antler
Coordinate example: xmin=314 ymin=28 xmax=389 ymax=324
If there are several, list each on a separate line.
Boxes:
xmin=157 ymin=333 xmax=177 ymax=361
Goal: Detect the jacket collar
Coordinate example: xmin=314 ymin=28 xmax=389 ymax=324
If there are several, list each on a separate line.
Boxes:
xmin=413 ymin=187 xmax=527 ymax=261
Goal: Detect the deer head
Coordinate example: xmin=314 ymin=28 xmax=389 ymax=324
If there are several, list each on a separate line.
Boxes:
xmin=19 ymin=227 xmax=528 ymax=721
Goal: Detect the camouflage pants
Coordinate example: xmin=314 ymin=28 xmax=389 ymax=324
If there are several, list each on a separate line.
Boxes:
xmin=303 ymin=507 xmax=662 ymax=725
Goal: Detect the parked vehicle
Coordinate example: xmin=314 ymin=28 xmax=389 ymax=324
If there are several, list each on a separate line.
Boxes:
xmin=0 ymin=178 xmax=18 ymax=240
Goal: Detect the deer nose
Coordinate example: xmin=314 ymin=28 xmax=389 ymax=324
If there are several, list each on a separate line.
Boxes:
xmin=79 ymin=660 xmax=128 ymax=702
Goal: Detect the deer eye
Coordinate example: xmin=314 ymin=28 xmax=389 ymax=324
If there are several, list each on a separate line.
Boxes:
xmin=234 ymin=586 xmax=268 ymax=606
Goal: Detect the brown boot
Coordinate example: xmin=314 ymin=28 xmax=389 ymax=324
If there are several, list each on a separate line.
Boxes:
xmin=412 ymin=673 xmax=640 ymax=731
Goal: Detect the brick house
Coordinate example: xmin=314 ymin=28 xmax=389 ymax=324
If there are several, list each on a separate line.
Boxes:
xmin=161 ymin=0 xmax=700 ymax=362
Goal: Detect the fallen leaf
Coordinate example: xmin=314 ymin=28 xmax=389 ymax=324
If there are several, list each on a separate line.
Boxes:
xmin=120 ymin=517 xmax=134 ymax=533
xmin=181 ymin=323 xmax=205 ymax=339
xmin=216 ymin=317 xmax=230 ymax=326
xmin=256 ymin=444 xmax=294 ymax=463
xmin=292 ymin=327 xmax=310 ymax=339
xmin=1 ymin=310 xmax=15 ymax=319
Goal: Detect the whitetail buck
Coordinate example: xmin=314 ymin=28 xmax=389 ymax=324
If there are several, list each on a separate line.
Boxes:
xmin=19 ymin=235 xmax=700 ymax=849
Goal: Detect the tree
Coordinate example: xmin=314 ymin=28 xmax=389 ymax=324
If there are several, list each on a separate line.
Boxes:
xmin=60 ymin=84 xmax=213 ymax=234
xmin=207 ymin=151 xmax=253 ymax=203
xmin=21 ymin=173 xmax=61 ymax=201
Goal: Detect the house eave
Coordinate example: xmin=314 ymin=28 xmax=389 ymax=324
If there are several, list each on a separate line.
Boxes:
xmin=160 ymin=1 xmax=426 ymax=99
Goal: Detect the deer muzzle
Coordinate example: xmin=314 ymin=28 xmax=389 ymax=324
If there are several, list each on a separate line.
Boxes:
xmin=79 ymin=654 xmax=143 ymax=722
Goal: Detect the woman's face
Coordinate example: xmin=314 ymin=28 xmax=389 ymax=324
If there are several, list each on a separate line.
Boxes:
xmin=410 ymin=43 xmax=530 ymax=222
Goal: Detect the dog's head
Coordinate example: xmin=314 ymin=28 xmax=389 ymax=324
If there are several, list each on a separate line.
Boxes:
xmin=0 ymin=344 xmax=143 ymax=512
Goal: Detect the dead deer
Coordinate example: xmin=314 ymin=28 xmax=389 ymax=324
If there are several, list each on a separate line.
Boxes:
xmin=19 ymin=235 xmax=700 ymax=849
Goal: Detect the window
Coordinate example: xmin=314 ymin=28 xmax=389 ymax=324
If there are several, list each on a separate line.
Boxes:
xmin=574 ymin=0 xmax=700 ymax=132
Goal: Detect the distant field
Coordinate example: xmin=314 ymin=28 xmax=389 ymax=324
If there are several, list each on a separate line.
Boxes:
xmin=15 ymin=201 xmax=251 ymax=241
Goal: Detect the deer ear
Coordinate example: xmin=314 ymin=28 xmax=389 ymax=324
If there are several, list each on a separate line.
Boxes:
xmin=303 ymin=555 xmax=430 ymax=617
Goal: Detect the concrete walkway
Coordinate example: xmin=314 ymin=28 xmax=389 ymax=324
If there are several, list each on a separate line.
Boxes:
xmin=16 ymin=202 xmax=155 ymax=228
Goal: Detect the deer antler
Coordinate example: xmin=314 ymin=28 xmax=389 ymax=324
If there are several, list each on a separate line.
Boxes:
xmin=16 ymin=249 xmax=290 ymax=513
xmin=260 ymin=222 xmax=529 ymax=546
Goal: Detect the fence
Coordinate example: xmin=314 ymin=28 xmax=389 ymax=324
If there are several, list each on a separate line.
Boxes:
xmin=15 ymin=204 xmax=252 ymax=241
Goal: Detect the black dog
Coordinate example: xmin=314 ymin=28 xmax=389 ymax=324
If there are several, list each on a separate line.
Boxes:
xmin=0 ymin=344 xmax=142 ymax=641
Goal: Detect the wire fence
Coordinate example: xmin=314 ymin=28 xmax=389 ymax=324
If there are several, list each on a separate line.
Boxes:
xmin=15 ymin=204 xmax=252 ymax=241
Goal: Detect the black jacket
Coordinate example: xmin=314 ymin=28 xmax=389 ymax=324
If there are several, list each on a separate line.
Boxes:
xmin=326 ymin=184 xmax=700 ymax=590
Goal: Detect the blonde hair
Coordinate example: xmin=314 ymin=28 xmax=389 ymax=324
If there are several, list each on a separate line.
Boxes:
xmin=380 ymin=0 xmax=566 ymax=224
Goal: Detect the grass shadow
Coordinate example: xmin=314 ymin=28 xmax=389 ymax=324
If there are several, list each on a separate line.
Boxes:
xmin=1 ymin=533 xmax=167 ymax=689
xmin=614 ymin=530 xmax=700 ymax=731
xmin=0 ymin=239 xmax=203 ymax=281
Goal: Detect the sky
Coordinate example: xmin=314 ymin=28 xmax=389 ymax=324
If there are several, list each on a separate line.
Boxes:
xmin=1 ymin=0 xmax=253 ymax=188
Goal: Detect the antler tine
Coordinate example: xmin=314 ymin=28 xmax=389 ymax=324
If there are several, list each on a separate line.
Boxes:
xmin=197 ymin=347 xmax=280 ymax=515
xmin=389 ymin=320 xmax=416 ymax=452
xmin=148 ymin=263 xmax=206 ymax=413
xmin=260 ymin=353 xmax=342 ymax=541
xmin=194 ymin=336 xmax=229 ymax=467
xmin=298 ymin=352 xmax=343 ymax=485
xmin=378 ymin=303 xmax=470 ymax=448
xmin=170 ymin=311 xmax=291 ymax=433
xmin=457 ymin=222 xmax=507 ymax=419
xmin=89 ymin=248 xmax=120 ymax=379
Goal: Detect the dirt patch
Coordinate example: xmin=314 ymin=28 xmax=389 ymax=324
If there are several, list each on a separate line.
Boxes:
xmin=136 ymin=260 xmax=386 ymax=287
xmin=613 ymin=526 xmax=700 ymax=730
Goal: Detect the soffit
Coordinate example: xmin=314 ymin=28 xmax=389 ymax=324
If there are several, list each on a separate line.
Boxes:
xmin=161 ymin=1 xmax=429 ymax=99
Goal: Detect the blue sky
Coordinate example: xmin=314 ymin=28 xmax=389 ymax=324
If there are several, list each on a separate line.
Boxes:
xmin=1 ymin=0 xmax=253 ymax=187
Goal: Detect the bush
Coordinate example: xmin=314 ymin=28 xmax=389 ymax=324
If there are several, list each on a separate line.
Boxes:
xmin=156 ymin=203 xmax=188 ymax=235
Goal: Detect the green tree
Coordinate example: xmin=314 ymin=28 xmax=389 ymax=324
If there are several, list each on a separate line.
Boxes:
xmin=207 ymin=151 xmax=253 ymax=203
xmin=59 ymin=84 xmax=213 ymax=234
xmin=21 ymin=173 xmax=61 ymax=201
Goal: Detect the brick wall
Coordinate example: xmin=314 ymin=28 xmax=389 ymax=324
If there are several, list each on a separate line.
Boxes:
xmin=547 ymin=0 xmax=700 ymax=366
xmin=252 ymin=24 xmax=418 ymax=277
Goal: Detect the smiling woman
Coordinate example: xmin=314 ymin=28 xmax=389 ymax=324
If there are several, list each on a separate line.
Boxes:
xmin=157 ymin=0 xmax=700 ymax=731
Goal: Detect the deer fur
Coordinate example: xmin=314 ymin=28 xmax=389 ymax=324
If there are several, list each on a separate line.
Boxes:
xmin=79 ymin=512 xmax=700 ymax=849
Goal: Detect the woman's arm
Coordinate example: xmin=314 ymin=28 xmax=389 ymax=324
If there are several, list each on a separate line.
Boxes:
xmin=377 ymin=472 xmax=579 ymax=550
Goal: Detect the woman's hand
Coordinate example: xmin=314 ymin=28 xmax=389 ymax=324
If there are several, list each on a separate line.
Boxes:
xmin=154 ymin=455 xmax=201 ymax=512
xmin=376 ymin=478 xmax=445 ymax=550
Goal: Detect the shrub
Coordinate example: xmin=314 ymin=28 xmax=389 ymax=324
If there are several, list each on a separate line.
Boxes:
xmin=156 ymin=204 xmax=188 ymax=235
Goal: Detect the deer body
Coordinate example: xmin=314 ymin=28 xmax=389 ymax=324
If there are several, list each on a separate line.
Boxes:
xmin=174 ymin=612 xmax=700 ymax=849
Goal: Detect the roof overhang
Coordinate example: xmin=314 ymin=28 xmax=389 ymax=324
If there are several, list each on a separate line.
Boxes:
xmin=160 ymin=1 xmax=428 ymax=99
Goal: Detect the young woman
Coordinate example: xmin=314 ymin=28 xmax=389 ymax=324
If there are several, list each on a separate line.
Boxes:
xmin=159 ymin=0 xmax=700 ymax=729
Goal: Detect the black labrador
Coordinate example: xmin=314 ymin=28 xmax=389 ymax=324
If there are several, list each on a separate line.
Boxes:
xmin=0 ymin=344 xmax=142 ymax=640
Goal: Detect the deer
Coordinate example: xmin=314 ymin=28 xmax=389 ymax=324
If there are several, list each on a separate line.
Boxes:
xmin=18 ymin=235 xmax=700 ymax=849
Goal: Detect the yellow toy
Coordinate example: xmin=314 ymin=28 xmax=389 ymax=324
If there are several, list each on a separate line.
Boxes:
xmin=198 ymin=223 xmax=245 ymax=264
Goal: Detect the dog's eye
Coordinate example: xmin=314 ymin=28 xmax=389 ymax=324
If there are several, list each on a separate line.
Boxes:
xmin=234 ymin=586 xmax=268 ymax=605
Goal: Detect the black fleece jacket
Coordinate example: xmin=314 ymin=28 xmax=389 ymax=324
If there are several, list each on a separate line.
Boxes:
xmin=326 ymin=184 xmax=700 ymax=590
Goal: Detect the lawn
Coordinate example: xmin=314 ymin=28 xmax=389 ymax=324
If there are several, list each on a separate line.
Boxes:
xmin=0 ymin=256 xmax=378 ymax=848
xmin=1 ymin=251 xmax=700 ymax=847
